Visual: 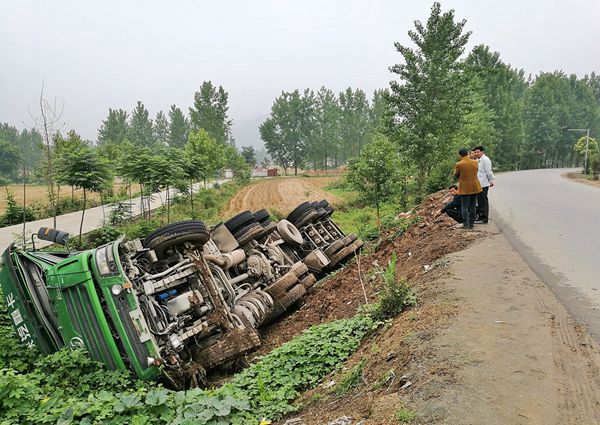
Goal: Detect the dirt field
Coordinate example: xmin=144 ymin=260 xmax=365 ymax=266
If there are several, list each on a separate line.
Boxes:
xmin=220 ymin=176 xmax=343 ymax=218
xmin=0 ymin=183 xmax=132 ymax=214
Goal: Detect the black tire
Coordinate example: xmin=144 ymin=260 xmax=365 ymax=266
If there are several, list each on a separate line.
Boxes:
xmin=143 ymin=220 xmax=210 ymax=257
xmin=262 ymin=221 xmax=278 ymax=234
xmin=234 ymin=222 xmax=264 ymax=245
xmin=224 ymin=210 xmax=256 ymax=233
xmin=325 ymin=206 xmax=335 ymax=217
xmin=253 ymin=209 xmax=270 ymax=223
xmin=277 ymin=283 xmax=306 ymax=308
xmin=294 ymin=208 xmax=320 ymax=228
xmin=265 ymin=272 xmax=298 ymax=299
xmin=313 ymin=207 xmax=328 ymax=221
xmin=299 ymin=274 xmax=317 ymax=290
xmin=318 ymin=199 xmax=329 ymax=209
xmin=324 ymin=239 xmax=345 ymax=257
xmin=287 ymin=202 xmax=313 ymax=224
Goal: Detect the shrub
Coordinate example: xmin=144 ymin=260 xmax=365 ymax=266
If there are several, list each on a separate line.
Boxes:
xmin=371 ymin=253 xmax=416 ymax=321
xmin=0 ymin=191 xmax=36 ymax=227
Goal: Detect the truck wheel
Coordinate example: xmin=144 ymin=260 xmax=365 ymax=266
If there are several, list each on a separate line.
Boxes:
xmin=287 ymin=202 xmax=312 ymax=224
xmin=261 ymin=221 xmax=278 ymax=235
xmin=253 ymin=209 xmax=270 ymax=223
xmin=268 ymin=283 xmax=307 ymax=320
xmin=318 ymin=199 xmax=329 ymax=209
xmin=324 ymin=239 xmax=345 ymax=257
xmin=143 ymin=220 xmax=209 ymax=257
xmin=265 ymin=272 xmax=298 ymax=299
xmin=194 ymin=329 xmax=261 ymax=369
xmin=277 ymin=283 xmax=306 ymax=308
xmin=224 ymin=210 xmax=256 ymax=233
xmin=277 ymin=220 xmax=304 ymax=246
xmin=299 ymin=274 xmax=317 ymax=289
xmin=234 ymin=222 xmax=265 ymax=245
xmin=290 ymin=262 xmax=309 ymax=277
xmin=294 ymin=208 xmax=320 ymax=228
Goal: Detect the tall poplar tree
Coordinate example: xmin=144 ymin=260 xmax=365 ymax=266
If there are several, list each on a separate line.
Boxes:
xmin=386 ymin=2 xmax=472 ymax=194
xmin=189 ymin=81 xmax=233 ymax=145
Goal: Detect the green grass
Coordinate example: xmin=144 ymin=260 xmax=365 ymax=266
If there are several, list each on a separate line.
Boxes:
xmin=395 ymin=408 xmax=416 ymax=423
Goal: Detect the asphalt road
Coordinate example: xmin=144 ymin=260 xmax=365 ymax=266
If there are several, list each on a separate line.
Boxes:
xmin=491 ymin=168 xmax=600 ymax=339
xmin=0 ymin=179 xmax=227 ymax=249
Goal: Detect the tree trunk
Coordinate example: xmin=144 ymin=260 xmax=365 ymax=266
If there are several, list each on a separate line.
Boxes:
xmin=128 ymin=182 xmax=132 ymax=222
xmin=79 ymin=189 xmax=86 ymax=243
xmin=166 ymin=184 xmax=170 ymax=223
xmin=140 ymin=184 xmax=145 ymax=220
xmin=22 ymin=165 xmax=27 ymax=246
xmin=190 ymin=179 xmax=194 ymax=218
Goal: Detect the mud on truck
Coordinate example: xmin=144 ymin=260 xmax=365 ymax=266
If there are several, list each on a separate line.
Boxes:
xmin=0 ymin=200 xmax=363 ymax=388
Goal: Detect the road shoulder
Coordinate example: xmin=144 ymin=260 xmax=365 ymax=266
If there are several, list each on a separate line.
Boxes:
xmin=409 ymin=224 xmax=600 ymax=424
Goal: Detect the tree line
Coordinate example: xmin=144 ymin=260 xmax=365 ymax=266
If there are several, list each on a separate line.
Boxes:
xmin=259 ymin=87 xmax=386 ymax=174
xmin=260 ymin=3 xmax=599 ymax=186
xmin=0 ymin=81 xmax=250 ymax=236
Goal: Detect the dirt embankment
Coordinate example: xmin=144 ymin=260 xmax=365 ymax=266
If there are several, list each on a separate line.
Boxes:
xmin=220 ymin=177 xmax=343 ymax=218
xmin=260 ymin=191 xmax=600 ymax=425
xmin=563 ymin=171 xmax=600 ymax=188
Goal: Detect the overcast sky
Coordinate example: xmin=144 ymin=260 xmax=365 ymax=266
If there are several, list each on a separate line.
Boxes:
xmin=1 ymin=0 xmax=599 ymax=148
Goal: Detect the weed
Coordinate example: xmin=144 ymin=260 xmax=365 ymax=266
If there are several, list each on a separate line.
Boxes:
xmin=370 ymin=253 xmax=417 ymax=321
xmin=371 ymin=368 xmax=396 ymax=391
xmin=333 ymin=360 xmax=365 ymax=395
xmin=396 ymin=408 xmax=416 ymax=423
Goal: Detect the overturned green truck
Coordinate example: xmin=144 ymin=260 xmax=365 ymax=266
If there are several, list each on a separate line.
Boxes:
xmin=0 ymin=200 xmax=363 ymax=388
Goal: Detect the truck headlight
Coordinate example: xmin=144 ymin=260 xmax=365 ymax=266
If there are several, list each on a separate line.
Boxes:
xmin=95 ymin=244 xmax=119 ymax=276
xmin=95 ymin=246 xmax=110 ymax=275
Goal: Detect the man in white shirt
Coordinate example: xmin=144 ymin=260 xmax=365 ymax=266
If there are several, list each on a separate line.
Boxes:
xmin=472 ymin=146 xmax=495 ymax=224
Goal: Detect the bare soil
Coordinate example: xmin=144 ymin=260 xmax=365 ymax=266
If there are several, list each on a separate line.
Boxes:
xmin=220 ymin=176 xmax=343 ymax=218
xmin=256 ymin=191 xmax=600 ymax=425
xmin=563 ymin=171 xmax=600 ymax=188
xmin=0 ymin=183 xmax=132 ymax=214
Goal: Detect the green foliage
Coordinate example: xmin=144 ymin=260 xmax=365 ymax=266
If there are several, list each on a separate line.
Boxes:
xmin=128 ymin=101 xmax=155 ymax=147
xmin=189 ymin=81 xmax=233 ymax=145
xmin=85 ymin=226 xmax=122 ymax=247
xmin=0 ymin=191 xmax=36 ymax=227
xmin=386 ymin=2 xmax=472 ymax=194
xmin=241 ymin=146 xmax=257 ymax=167
xmin=1 ymin=278 xmax=377 ymax=425
xmin=168 ymin=105 xmax=190 ymax=149
xmin=260 ymin=89 xmax=311 ymax=175
xmin=185 ymin=129 xmax=226 ymax=186
xmin=333 ymin=360 xmax=365 ymax=395
xmin=590 ymin=153 xmax=600 ymax=180
xmin=425 ymin=158 xmax=456 ymax=193
xmin=370 ymin=253 xmax=416 ymax=321
xmin=347 ymin=134 xmax=404 ymax=219
xmin=395 ymin=408 xmax=416 ymax=423
xmin=231 ymin=315 xmax=378 ymax=419
xmin=0 ymin=139 xmax=22 ymax=181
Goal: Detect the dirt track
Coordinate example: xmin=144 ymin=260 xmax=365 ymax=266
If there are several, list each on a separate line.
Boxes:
xmin=220 ymin=177 xmax=342 ymax=219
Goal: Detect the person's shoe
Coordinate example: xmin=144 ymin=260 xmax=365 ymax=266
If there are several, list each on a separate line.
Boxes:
xmin=475 ymin=219 xmax=487 ymax=224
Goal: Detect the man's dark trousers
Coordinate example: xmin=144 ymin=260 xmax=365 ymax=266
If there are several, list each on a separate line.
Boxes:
xmin=476 ymin=186 xmax=489 ymax=223
xmin=460 ymin=194 xmax=477 ymax=228
xmin=446 ymin=207 xmax=462 ymax=223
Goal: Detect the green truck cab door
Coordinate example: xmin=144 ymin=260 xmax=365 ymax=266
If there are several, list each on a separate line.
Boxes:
xmin=0 ymin=245 xmax=63 ymax=354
